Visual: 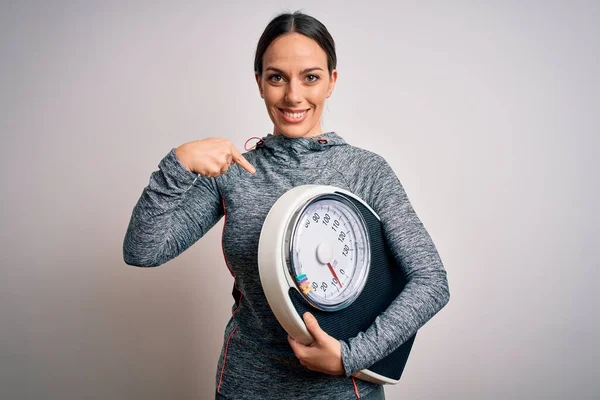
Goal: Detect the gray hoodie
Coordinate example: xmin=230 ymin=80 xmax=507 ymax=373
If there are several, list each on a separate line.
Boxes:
xmin=123 ymin=131 xmax=450 ymax=400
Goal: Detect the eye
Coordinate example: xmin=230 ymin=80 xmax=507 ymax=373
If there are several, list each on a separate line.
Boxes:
xmin=306 ymin=74 xmax=320 ymax=83
xmin=268 ymin=74 xmax=284 ymax=83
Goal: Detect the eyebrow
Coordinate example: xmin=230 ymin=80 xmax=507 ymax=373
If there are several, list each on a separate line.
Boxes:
xmin=265 ymin=67 xmax=324 ymax=74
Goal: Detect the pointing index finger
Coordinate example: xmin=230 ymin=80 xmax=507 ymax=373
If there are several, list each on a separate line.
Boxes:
xmin=231 ymin=146 xmax=256 ymax=174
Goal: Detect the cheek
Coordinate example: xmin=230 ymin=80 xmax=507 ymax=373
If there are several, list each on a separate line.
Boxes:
xmin=264 ymin=101 xmax=281 ymax=123
xmin=309 ymin=86 xmax=329 ymax=106
xmin=264 ymin=91 xmax=283 ymax=109
xmin=261 ymin=91 xmax=277 ymax=109
xmin=308 ymin=95 xmax=328 ymax=115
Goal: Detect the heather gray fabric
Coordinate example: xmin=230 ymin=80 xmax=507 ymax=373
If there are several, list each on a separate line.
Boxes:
xmin=123 ymin=131 xmax=450 ymax=400
xmin=215 ymin=384 xmax=385 ymax=399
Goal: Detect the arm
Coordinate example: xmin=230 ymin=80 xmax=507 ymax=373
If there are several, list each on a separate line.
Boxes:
xmin=123 ymin=148 xmax=223 ymax=267
xmin=339 ymin=155 xmax=450 ymax=376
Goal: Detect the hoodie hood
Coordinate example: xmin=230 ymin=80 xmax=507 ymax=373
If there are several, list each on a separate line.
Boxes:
xmin=256 ymin=131 xmax=347 ymax=166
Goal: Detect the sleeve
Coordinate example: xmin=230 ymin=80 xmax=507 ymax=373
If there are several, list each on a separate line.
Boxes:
xmin=339 ymin=154 xmax=450 ymax=376
xmin=123 ymin=148 xmax=224 ymax=267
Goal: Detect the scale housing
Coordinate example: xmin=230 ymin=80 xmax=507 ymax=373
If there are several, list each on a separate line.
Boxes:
xmin=258 ymin=185 xmax=416 ymax=384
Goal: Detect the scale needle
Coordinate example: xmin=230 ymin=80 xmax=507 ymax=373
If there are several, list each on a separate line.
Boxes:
xmin=327 ymin=262 xmax=342 ymax=288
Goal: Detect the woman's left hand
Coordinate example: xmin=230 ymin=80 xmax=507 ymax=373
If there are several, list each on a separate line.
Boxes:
xmin=288 ymin=312 xmax=345 ymax=375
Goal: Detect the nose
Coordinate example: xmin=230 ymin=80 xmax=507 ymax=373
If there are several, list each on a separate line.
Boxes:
xmin=284 ymin=78 xmax=302 ymax=104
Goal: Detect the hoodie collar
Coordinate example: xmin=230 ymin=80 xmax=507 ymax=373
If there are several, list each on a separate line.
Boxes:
xmin=257 ymin=131 xmax=346 ymax=165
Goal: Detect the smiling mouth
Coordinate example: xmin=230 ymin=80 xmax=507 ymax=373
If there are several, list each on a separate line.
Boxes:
xmin=279 ymin=108 xmax=310 ymax=120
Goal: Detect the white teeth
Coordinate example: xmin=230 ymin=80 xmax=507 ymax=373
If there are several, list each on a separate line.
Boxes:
xmin=283 ymin=110 xmax=307 ymax=119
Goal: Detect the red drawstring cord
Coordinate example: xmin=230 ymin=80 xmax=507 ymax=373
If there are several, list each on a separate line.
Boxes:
xmin=244 ymin=136 xmax=263 ymax=151
xmin=351 ymin=376 xmax=361 ymax=398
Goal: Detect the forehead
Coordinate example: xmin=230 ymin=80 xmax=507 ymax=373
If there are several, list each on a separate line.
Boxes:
xmin=262 ymin=33 xmax=328 ymax=70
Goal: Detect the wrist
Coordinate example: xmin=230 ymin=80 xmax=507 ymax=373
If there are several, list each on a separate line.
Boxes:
xmin=174 ymin=144 xmax=192 ymax=172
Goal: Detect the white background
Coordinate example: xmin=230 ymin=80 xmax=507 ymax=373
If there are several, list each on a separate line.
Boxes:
xmin=1 ymin=1 xmax=598 ymax=399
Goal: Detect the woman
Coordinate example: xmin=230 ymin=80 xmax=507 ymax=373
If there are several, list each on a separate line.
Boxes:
xmin=124 ymin=11 xmax=450 ymax=400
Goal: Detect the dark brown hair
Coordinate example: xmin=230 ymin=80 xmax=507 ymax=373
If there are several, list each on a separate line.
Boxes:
xmin=254 ymin=11 xmax=337 ymax=76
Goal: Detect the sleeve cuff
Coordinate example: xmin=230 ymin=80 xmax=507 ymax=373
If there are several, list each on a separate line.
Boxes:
xmin=160 ymin=148 xmax=200 ymax=188
xmin=339 ymin=340 xmax=355 ymax=377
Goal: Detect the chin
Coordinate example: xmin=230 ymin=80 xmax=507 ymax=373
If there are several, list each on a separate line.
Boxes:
xmin=275 ymin=122 xmax=321 ymax=138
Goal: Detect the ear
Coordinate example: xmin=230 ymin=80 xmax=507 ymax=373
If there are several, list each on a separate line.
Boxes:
xmin=326 ymin=69 xmax=338 ymax=98
xmin=255 ymin=72 xmax=264 ymax=98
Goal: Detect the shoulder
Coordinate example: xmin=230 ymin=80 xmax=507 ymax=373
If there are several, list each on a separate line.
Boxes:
xmin=328 ymin=142 xmax=390 ymax=177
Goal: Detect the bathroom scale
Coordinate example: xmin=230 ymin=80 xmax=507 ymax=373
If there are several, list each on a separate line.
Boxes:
xmin=258 ymin=185 xmax=417 ymax=384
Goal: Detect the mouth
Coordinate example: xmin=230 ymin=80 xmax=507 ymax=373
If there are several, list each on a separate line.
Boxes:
xmin=278 ymin=108 xmax=310 ymax=124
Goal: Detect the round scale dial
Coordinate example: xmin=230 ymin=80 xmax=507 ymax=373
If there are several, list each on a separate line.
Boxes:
xmin=286 ymin=194 xmax=371 ymax=311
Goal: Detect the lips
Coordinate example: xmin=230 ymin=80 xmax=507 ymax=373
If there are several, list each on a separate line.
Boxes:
xmin=279 ymin=108 xmax=310 ymax=123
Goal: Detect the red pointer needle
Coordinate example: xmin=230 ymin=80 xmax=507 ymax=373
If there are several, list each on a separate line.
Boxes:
xmin=327 ymin=262 xmax=342 ymax=287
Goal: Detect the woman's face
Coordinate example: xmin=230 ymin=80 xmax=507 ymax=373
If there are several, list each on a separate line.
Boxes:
xmin=256 ymin=33 xmax=337 ymax=138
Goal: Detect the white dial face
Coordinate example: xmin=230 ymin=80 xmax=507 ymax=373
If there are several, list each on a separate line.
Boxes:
xmin=288 ymin=194 xmax=371 ymax=311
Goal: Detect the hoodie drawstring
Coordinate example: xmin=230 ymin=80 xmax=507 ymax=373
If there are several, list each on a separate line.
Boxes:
xmin=244 ymin=136 xmax=264 ymax=151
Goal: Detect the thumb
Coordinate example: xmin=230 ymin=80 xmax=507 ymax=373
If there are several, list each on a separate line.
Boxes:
xmin=303 ymin=312 xmax=327 ymax=343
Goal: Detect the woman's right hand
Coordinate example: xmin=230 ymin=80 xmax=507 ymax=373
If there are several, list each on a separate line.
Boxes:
xmin=174 ymin=138 xmax=256 ymax=177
